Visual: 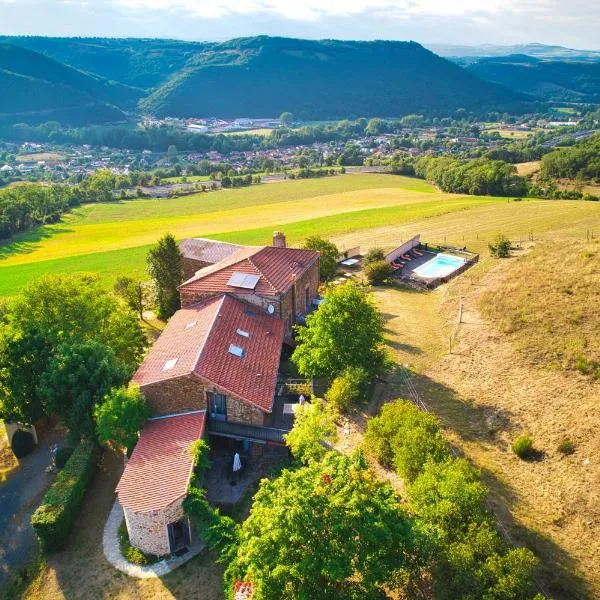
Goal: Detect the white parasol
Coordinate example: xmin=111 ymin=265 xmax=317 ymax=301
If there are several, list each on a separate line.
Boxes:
xmin=232 ymin=452 xmax=242 ymax=473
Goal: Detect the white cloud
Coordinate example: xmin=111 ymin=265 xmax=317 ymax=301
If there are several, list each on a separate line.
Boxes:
xmin=114 ymin=0 xmax=514 ymax=21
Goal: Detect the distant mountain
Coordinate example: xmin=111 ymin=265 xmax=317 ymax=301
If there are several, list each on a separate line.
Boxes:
xmin=0 ymin=43 xmax=143 ymax=126
xmin=426 ymin=43 xmax=600 ymax=63
xmin=466 ymin=56 xmax=600 ymax=103
xmin=140 ymin=36 xmax=531 ymax=120
xmin=0 ymin=37 xmax=211 ymax=89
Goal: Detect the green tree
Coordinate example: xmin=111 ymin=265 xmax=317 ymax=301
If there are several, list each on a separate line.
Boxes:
xmin=114 ymin=276 xmax=154 ymax=320
xmin=95 ymin=385 xmax=150 ymax=454
xmin=86 ymin=169 xmax=115 ymax=203
xmin=223 ymin=451 xmax=424 ymax=599
xmin=147 ymin=233 xmax=183 ymax=320
xmin=303 ymin=234 xmax=339 ymax=281
xmin=0 ymin=274 xmax=146 ymax=425
xmin=284 ymin=401 xmax=337 ymax=463
xmin=292 ymin=281 xmax=388 ymax=380
xmin=364 ymin=247 xmax=385 ymax=265
xmin=489 ymin=234 xmax=511 ymax=258
xmin=364 ymin=260 xmax=394 ymax=285
xmin=325 ymin=366 xmax=368 ymax=411
xmin=364 ymin=399 xmax=449 ymax=482
xmin=40 ymin=341 xmax=128 ymax=439
xmin=279 ymin=111 xmax=294 ymax=127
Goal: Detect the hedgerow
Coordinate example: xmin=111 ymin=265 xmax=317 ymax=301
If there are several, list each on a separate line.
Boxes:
xmin=31 ymin=440 xmax=95 ymax=553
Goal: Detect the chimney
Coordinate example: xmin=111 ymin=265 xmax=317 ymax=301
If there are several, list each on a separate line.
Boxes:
xmin=273 ymin=231 xmax=286 ymax=248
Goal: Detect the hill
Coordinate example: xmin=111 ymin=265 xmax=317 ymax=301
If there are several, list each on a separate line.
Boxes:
xmin=0 ymin=43 xmax=140 ymax=126
xmin=0 ymin=36 xmax=209 ymax=88
xmin=466 ymin=55 xmax=600 ymax=102
xmin=140 ymin=36 xmax=531 ymax=119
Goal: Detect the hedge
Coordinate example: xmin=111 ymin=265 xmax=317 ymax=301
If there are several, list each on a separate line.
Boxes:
xmin=31 ymin=440 xmax=95 ymax=553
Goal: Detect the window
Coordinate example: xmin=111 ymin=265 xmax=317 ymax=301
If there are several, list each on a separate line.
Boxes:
xmin=236 ymin=328 xmax=250 ymax=338
xmin=162 ymin=358 xmax=178 ymax=371
xmin=228 ymin=344 xmax=245 ymax=358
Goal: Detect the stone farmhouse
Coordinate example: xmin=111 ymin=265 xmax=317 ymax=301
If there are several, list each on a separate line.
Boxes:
xmin=116 ymin=232 xmax=320 ymax=557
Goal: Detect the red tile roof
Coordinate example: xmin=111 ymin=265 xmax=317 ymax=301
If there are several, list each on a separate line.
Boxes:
xmin=179 ymin=246 xmax=319 ymax=298
xmin=116 ymin=411 xmax=206 ymax=513
xmin=233 ymin=581 xmax=254 ymax=599
xmin=179 ymin=238 xmax=245 ymax=265
xmin=132 ymin=295 xmax=285 ymax=412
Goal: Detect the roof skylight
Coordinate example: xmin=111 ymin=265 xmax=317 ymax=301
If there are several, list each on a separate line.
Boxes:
xmin=162 ymin=358 xmax=178 ymax=371
xmin=227 ymin=272 xmax=260 ymax=290
xmin=228 ymin=344 xmax=245 ymax=358
xmin=185 ymin=320 xmax=197 ymax=329
xmin=236 ymin=328 xmax=250 ymax=338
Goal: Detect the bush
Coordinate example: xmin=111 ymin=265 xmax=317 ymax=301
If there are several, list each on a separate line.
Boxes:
xmin=364 ymin=247 xmax=385 ymax=265
xmin=189 ymin=438 xmax=211 ymax=484
xmin=31 ymin=440 xmax=95 ymax=553
xmin=511 ymin=434 xmax=534 ymax=459
xmin=488 ymin=234 xmax=511 ymax=258
xmin=365 ymin=399 xmax=449 ymax=482
xmin=54 ymin=446 xmax=74 ymax=469
xmin=325 ymin=366 xmax=368 ymax=411
xmin=557 ymin=437 xmax=575 ymax=455
xmin=11 ymin=429 xmax=35 ymax=458
xmin=118 ymin=520 xmax=159 ymax=565
xmin=364 ymin=260 xmax=394 ymax=285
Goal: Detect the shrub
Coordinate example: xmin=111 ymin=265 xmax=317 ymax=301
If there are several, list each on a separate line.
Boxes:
xmin=11 ymin=429 xmax=34 ymax=458
xmin=54 ymin=446 xmax=74 ymax=469
xmin=364 ymin=247 xmax=385 ymax=265
xmin=488 ymin=234 xmax=511 ymax=258
xmin=31 ymin=440 xmax=95 ymax=553
xmin=557 ymin=437 xmax=575 ymax=455
xmin=364 ymin=260 xmax=394 ymax=285
xmin=365 ymin=399 xmax=449 ymax=482
xmin=511 ymin=435 xmax=534 ymax=459
xmin=188 ymin=438 xmax=211 ymax=484
xmin=325 ymin=366 xmax=368 ymax=411
xmin=118 ymin=520 xmax=159 ymax=565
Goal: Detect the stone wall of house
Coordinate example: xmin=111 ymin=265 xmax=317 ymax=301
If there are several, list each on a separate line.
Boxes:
xmin=280 ymin=258 xmax=320 ymax=333
xmin=225 ymin=393 xmax=266 ymax=426
xmin=123 ymin=500 xmax=188 ymax=556
xmin=179 ymin=290 xmax=222 ymax=309
xmin=141 ymin=375 xmax=208 ymax=417
xmin=182 ymin=257 xmax=210 ymax=281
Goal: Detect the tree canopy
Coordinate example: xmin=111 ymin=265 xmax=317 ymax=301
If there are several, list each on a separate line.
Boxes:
xmin=292 ymin=281 xmax=388 ymax=380
xmin=0 ymin=273 xmax=146 ymax=425
xmin=147 ymin=232 xmax=183 ymax=320
xmin=303 ymin=235 xmax=339 ymax=281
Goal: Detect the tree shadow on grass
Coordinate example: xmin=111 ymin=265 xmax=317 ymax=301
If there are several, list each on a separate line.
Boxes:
xmin=371 ymin=368 xmax=593 ymax=600
xmin=0 ymin=224 xmax=74 ymax=261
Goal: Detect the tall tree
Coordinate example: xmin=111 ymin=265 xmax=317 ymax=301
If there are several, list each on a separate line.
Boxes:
xmin=147 ymin=233 xmax=183 ymax=320
xmin=292 ymin=281 xmax=388 ymax=380
xmin=303 ymin=235 xmax=339 ymax=281
xmin=223 ymin=451 xmax=425 ymax=599
xmin=40 ymin=341 xmax=128 ymax=439
xmin=279 ymin=111 xmax=294 ymax=127
xmin=0 ymin=274 xmax=146 ymax=425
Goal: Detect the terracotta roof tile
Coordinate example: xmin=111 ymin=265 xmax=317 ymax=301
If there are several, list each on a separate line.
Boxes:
xmin=233 ymin=581 xmax=254 ymax=599
xmin=132 ymin=295 xmax=285 ymax=412
xmin=116 ymin=411 xmax=206 ymax=513
xmin=179 ymin=246 xmax=319 ymax=297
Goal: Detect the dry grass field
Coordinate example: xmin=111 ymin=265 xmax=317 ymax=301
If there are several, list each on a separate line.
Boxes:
xmin=516 ymin=161 xmax=541 ymax=177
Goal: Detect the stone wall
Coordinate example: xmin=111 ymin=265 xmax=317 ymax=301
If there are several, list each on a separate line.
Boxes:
xmin=141 ymin=375 xmax=208 ymax=417
xmin=123 ymin=500 xmax=189 ymax=556
xmin=182 ymin=257 xmax=210 ymax=281
xmin=225 ymin=393 xmax=266 ymax=426
xmin=280 ymin=259 xmax=320 ymax=333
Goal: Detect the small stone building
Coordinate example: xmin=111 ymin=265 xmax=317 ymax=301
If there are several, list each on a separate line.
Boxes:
xmin=116 ymin=411 xmax=206 ymax=556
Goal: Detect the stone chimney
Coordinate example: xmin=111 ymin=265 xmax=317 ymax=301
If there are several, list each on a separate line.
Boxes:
xmin=273 ymin=231 xmax=287 ymax=248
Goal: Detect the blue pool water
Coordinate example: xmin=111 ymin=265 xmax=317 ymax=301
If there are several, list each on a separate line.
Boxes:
xmin=413 ymin=253 xmax=466 ymax=279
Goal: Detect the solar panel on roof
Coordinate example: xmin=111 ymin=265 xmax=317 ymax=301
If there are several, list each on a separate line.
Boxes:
xmin=227 ymin=272 xmax=260 ymax=290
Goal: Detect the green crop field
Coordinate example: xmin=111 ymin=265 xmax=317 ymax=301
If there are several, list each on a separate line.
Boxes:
xmin=1 ymin=174 xmax=600 ymax=297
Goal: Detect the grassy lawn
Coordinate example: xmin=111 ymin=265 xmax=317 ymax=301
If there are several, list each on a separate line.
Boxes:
xmin=23 ymin=451 xmax=224 ymax=600
xmin=161 ymin=175 xmax=211 ymax=183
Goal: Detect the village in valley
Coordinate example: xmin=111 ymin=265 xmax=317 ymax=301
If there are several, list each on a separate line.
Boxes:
xmin=1 ymin=15 xmax=600 ymax=600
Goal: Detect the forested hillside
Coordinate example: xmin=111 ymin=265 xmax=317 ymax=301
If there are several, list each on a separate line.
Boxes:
xmin=0 ymin=44 xmax=138 ymax=126
xmin=467 ymin=55 xmax=600 ymax=102
xmin=0 ymin=36 xmax=209 ymax=88
xmin=540 ymin=132 xmax=600 ymax=179
xmin=140 ymin=36 xmax=531 ymax=119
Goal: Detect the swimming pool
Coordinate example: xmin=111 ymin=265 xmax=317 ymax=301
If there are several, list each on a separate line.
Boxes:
xmin=413 ymin=253 xmax=466 ymax=279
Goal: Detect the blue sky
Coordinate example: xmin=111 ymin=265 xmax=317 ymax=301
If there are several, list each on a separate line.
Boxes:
xmin=0 ymin=0 xmax=598 ymax=49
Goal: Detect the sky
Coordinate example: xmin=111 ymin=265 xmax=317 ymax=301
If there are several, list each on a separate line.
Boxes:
xmin=0 ymin=0 xmax=598 ymax=50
